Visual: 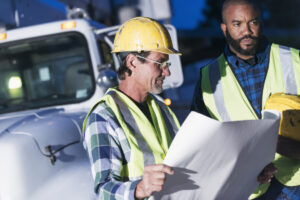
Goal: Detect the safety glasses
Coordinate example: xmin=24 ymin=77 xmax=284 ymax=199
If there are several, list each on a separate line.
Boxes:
xmin=136 ymin=55 xmax=171 ymax=69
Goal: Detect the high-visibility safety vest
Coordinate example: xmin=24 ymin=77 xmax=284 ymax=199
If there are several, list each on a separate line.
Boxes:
xmin=83 ymin=88 xmax=180 ymax=178
xmin=201 ymin=43 xmax=300 ymax=198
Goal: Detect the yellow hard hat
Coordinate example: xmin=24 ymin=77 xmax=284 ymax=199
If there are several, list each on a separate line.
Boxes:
xmin=265 ymin=93 xmax=300 ymax=141
xmin=112 ymin=17 xmax=181 ymax=55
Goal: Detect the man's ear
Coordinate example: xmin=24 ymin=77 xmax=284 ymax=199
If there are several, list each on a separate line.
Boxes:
xmin=221 ymin=23 xmax=227 ymax=37
xmin=125 ymin=54 xmax=136 ymax=71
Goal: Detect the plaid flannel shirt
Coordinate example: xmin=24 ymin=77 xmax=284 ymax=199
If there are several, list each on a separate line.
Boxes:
xmin=224 ymin=42 xmax=270 ymax=117
xmin=84 ymin=101 xmax=140 ymax=200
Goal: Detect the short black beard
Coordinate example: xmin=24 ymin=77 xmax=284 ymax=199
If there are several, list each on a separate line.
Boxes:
xmin=225 ymin=29 xmax=261 ymax=56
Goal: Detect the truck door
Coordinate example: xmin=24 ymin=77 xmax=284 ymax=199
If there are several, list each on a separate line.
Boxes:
xmin=94 ymin=24 xmax=184 ymax=90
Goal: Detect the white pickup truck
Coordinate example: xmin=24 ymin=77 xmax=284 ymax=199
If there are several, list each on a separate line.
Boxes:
xmin=0 ymin=19 xmax=183 ymax=200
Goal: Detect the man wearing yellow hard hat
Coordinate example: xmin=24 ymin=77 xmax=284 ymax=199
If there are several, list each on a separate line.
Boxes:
xmin=82 ymin=17 xmax=181 ymax=199
xmin=191 ymin=0 xmax=300 ymax=199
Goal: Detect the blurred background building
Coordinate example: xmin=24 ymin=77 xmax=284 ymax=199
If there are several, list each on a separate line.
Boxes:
xmin=1 ymin=0 xmax=300 ymax=65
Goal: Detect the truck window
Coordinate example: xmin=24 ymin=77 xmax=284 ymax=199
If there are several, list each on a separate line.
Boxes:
xmin=97 ymin=40 xmax=116 ymax=70
xmin=0 ymin=32 xmax=94 ymax=114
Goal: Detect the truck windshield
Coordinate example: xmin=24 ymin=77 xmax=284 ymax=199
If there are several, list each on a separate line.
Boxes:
xmin=0 ymin=32 xmax=94 ymax=114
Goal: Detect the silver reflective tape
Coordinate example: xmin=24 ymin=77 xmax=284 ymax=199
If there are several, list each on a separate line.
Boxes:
xmin=209 ymin=60 xmax=231 ymax=121
xmin=109 ymin=91 xmax=155 ymax=167
xmin=279 ymin=45 xmax=297 ymax=94
xmin=152 ymin=96 xmax=178 ymax=139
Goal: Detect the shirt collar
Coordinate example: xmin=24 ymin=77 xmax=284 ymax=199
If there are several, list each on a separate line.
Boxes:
xmin=224 ymin=38 xmax=270 ymax=69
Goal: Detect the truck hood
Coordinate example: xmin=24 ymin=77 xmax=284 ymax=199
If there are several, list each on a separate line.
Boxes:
xmin=0 ymin=108 xmax=96 ymax=200
xmin=0 ymin=108 xmax=72 ymax=134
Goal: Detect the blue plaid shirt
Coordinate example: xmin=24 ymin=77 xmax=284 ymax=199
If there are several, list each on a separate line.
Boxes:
xmin=191 ymin=40 xmax=271 ymax=118
xmin=84 ymin=102 xmax=140 ymax=200
xmin=224 ymin=42 xmax=271 ymax=117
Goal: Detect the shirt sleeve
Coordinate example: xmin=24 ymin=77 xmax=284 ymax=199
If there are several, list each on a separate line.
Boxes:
xmin=84 ymin=108 xmax=140 ymax=200
xmin=190 ymin=71 xmax=211 ymax=117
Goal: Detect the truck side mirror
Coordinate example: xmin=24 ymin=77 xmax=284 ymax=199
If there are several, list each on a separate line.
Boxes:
xmin=97 ymin=65 xmax=119 ymax=93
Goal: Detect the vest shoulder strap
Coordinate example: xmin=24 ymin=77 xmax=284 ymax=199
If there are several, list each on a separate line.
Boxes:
xmin=149 ymin=94 xmax=179 ymax=138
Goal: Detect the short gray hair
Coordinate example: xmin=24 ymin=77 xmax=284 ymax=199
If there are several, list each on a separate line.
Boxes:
xmin=116 ymin=51 xmax=150 ymax=80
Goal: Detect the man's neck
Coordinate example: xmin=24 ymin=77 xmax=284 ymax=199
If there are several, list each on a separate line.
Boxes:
xmin=119 ymin=81 xmax=148 ymax=103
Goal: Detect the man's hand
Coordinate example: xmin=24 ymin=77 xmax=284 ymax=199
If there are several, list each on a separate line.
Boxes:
xmin=257 ymin=163 xmax=277 ymax=184
xmin=135 ymin=164 xmax=174 ymax=199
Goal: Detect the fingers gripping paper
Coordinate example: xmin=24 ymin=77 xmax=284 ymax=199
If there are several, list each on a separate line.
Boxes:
xmin=152 ymin=110 xmax=280 ymax=200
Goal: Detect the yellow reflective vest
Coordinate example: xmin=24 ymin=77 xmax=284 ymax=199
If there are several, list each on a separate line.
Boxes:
xmin=83 ymin=88 xmax=179 ymax=178
xmin=201 ymin=43 xmax=300 ymax=198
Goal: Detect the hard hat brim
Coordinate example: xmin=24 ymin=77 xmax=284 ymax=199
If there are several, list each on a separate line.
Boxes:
xmin=112 ymin=48 xmax=182 ymax=56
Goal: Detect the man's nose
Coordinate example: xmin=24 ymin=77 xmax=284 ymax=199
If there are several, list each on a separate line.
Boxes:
xmin=162 ymin=65 xmax=171 ymax=77
xmin=242 ymin=24 xmax=253 ymax=36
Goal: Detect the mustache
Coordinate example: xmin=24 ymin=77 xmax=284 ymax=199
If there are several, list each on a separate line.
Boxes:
xmin=238 ymin=35 xmax=258 ymax=42
xmin=156 ymin=76 xmax=165 ymax=81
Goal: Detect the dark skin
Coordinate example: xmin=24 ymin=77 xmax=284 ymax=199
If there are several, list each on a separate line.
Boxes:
xmin=257 ymin=163 xmax=277 ymax=184
xmin=221 ymin=3 xmax=300 ymax=161
xmin=220 ymin=2 xmax=300 ymax=183
xmin=221 ymin=3 xmax=261 ymax=60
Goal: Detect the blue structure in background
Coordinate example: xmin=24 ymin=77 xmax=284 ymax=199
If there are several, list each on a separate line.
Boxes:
xmin=39 ymin=0 xmax=66 ymax=12
xmin=0 ymin=0 xmax=206 ymax=30
xmin=171 ymin=0 xmax=205 ymax=30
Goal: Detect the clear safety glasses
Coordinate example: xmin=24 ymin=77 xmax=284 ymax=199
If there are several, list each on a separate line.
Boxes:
xmin=136 ymin=55 xmax=171 ymax=69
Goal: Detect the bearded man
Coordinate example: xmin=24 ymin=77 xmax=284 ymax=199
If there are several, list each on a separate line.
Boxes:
xmin=191 ymin=0 xmax=300 ymax=199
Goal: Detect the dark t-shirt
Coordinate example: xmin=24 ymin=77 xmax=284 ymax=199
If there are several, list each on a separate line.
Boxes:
xmin=134 ymin=100 xmax=154 ymax=125
xmin=117 ymin=89 xmax=153 ymax=124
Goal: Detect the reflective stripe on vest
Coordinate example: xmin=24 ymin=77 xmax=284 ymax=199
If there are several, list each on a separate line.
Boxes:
xmin=153 ymin=96 xmax=179 ymax=139
xmin=201 ymin=44 xmax=300 ymax=198
xmin=202 ymin=54 xmax=257 ymax=121
xmin=202 ymin=43 xmax=300 ymax=122
xmin=109 ymin=91 xmax=156 ymax=167
xmin=279 ymin=45 xmax=298 ymax=94
xmin=209 ymin=58 xmax=231 ymax=121
xmin=83 ymin=88 xmax=179 ymax=178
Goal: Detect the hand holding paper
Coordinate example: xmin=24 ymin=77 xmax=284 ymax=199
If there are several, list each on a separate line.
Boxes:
xmin=152 ymin=110 xmax=280 ymax=200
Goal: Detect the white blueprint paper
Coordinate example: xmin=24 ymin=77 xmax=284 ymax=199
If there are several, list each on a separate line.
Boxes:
xmin=152 ymin=110 xmax=280 ymax=200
